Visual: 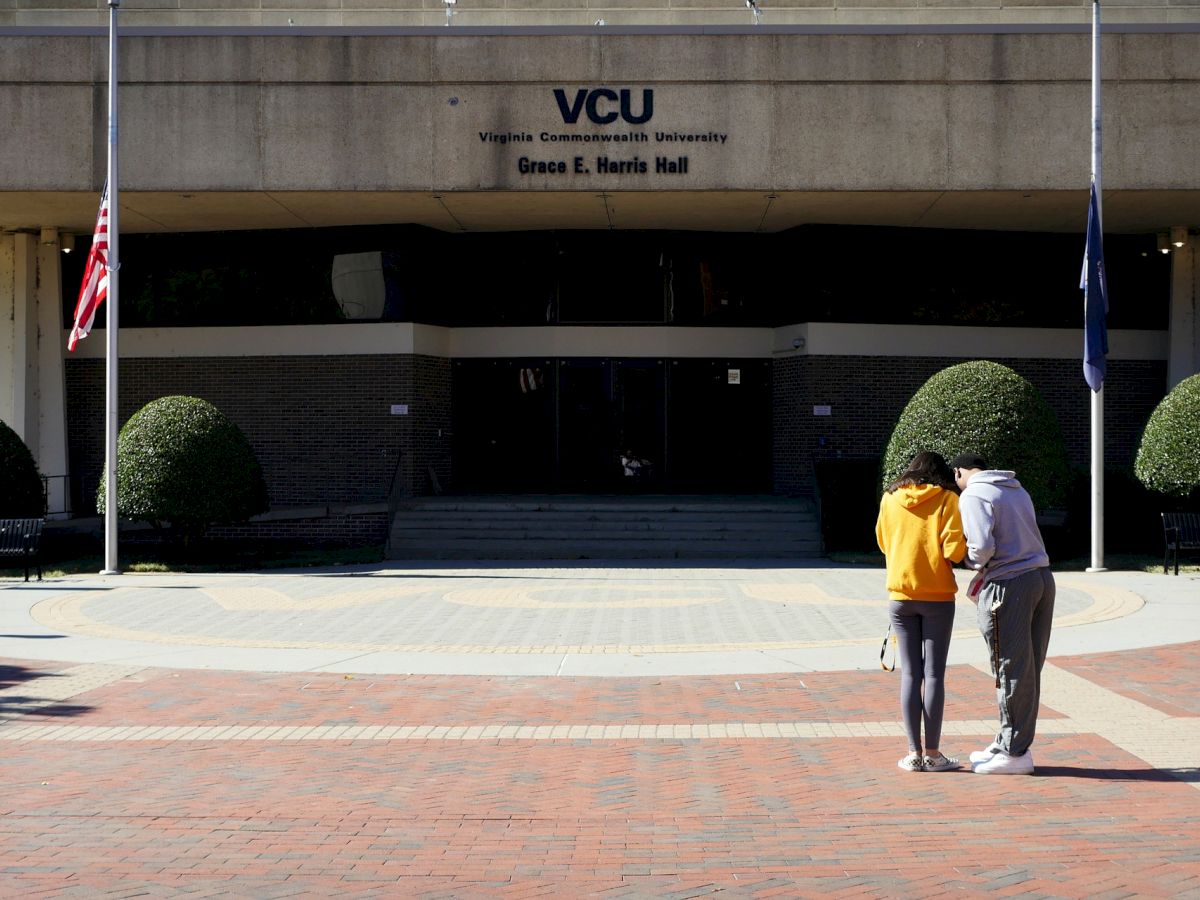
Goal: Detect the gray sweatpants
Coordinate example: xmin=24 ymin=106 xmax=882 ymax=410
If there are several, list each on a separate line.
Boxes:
xmin=975 ymin=566 xmax=1055 ymax=757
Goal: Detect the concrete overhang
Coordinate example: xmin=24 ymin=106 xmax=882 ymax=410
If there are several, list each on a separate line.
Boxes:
xmin=5 ymin=25 xmax=1200 ymax=236
xmin=5 ymin=189 xmax=1200 ymax=235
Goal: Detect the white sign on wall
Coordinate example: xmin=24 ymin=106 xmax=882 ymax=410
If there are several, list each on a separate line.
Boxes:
xmin=813 ymin=405 xmax=832 ymax=417
xmin=391 ymin=404 xmax=410 ymax=416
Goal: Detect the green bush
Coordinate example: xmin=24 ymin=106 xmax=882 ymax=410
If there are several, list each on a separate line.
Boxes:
xmin=0 ymin=419 xmax=44 ymax=516
xmin=97 ymin=396 xmax=268 ymax=533
xmin=882 ymin=360 xmax=1070 ymax=509
xmin=1135 ymin=373 xmax=1200 ymax=500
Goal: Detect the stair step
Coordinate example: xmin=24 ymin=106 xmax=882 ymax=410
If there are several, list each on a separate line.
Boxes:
xmin=389 ymin=521 xmax=817 ymax=536
xmin=388 ymin=538 xmax=822 ymax=553
xmin=396 ymin=500 xmax=815 ymax=514
xmin=390 ymin=531 xmax=817 ymax=545
xmin=387 ymin=546 xmax=825 ymax=561
xmin=391 ymin=513 xmax=816 ymax=520
xmin=385 ymin=495 xmax=823 ymax=561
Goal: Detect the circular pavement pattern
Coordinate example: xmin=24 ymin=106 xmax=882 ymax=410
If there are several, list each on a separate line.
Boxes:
xmin=30 ymin=567 xmax=1143 ymax=655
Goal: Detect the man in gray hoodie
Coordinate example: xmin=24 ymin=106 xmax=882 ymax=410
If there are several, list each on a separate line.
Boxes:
xmin=952 ymin=452 xmax=1055 ymax=775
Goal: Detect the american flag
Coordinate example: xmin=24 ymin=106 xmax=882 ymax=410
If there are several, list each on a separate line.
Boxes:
xmin=67 ymin=183 xmax=110 ymax=352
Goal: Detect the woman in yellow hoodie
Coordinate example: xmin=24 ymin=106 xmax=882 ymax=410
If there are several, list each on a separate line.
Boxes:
xmin=876 ymin=450 xmax=967 ymax=773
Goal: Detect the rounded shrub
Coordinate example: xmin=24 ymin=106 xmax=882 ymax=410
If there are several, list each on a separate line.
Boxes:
xmin=0 ymin=419 xmax=44 ymax=516
xmin=882 ymin=360 xmax=1070 ymax=509
xmin=1135 ymin=373 xmax=1200 ymax=500
xmin=98 ymin=396 xmax=268 ymax=531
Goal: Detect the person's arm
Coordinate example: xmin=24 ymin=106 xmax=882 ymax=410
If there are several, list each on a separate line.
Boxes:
xmin=941 ymin=492 xmax=967 ymax=564
xmin=875 ymin=498 xmax=888 ymax=556
xmin=958 ymin=491 xmax=996 ymax=570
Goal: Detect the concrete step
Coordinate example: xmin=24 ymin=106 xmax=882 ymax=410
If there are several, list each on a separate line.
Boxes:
xmin=386 ymin=543 xmax=825 ymax=560
xmin=388 ymin=532 xmax=820 ymax=547
xmin=395 ymin=498 xmax=815 ymax=515
xmin=388 ymin=536 xmax=823 ymax=552
xmin=392 ymin=507 xmax=816 ymax=519
xmin=388 ymin=519 xmax=817 ymax=536
xmin=385 ymin=495 xmax=823 ymax=561
xmin=387 ymin=537 xmax=823 ymax=554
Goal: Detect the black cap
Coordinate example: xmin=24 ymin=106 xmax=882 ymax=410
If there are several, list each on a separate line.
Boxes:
xmin=950 ymin=452 xmax=989 ymax=470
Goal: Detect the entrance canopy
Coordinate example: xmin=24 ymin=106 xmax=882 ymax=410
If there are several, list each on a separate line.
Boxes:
xmin=6 ymin=189 xmax=1200 ymax=236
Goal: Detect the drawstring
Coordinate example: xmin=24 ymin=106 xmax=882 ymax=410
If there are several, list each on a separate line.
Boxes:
xmin=991 ymin=606 xmax=1002 ymax=689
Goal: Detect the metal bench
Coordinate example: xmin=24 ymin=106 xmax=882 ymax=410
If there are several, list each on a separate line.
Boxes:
xmin=1162 ymin=512 xmax=1200 ymax=576
xmin=0 ymin=518 xmax=44 ymax=582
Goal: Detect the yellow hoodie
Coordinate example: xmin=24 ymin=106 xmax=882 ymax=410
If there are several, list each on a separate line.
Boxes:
xmin=875 ymin=483 xmax=967 ymax=601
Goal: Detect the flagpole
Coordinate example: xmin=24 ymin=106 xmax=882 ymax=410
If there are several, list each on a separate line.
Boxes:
xmin=1087 ymin=0 xmax=1106 ymax=573
xmin=101 ymin=0 xmax=120 ymax=575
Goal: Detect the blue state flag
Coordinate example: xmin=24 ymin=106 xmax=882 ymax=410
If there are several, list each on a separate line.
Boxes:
xmin=1081 ymin=182 xmax=1109 ymax=392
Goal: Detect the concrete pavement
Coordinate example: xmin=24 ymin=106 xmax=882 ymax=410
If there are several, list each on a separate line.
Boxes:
xmin=2 ymin=562 xmax=1198 ymax=897
xmin=2 ymin=562 xmax=1196 ymax=676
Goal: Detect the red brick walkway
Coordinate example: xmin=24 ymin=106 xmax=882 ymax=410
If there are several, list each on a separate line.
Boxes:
xmin=2 ymin=645 xmax=1199 ymax=897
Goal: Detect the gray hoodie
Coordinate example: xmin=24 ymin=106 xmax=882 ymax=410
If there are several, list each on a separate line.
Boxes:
xmin=959 ymin=470 xmax=1049 ymax=582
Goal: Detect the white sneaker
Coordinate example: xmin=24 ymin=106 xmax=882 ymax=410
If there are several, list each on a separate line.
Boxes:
xmin=969 ymin=743 xmax=1003 ymax=765
xmin=972 ymin=750 xmax=1035 ymax=775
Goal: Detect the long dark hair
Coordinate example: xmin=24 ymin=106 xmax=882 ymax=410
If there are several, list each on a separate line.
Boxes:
xmin=887 ymin=450 xmax=957 ymax=494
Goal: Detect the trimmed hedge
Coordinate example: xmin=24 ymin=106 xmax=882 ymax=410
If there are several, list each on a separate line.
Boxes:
xmin=882 ymin=360 xmax=1070 ymax=509
xmin=1135 ymin=373 xmax=1200 ymax=500
xmin=98 ymin=396 xmax=268 ymax=531
xmin=0 ymin=419 xmax=44 ymax=517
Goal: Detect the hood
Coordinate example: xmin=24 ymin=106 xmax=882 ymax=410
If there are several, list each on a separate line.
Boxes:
xmin=891 ymin=483 xmax=948 ymax=510
xmin=969 ymin=470 xmax=1020 ymax=489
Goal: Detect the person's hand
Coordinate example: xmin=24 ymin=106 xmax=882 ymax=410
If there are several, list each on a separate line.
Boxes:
xmin=966 ymin=569 xmax=987 ymax=603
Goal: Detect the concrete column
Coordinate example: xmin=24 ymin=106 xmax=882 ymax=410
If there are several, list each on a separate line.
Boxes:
xmin=1 ymin=233 xmax=37 ymax=441
xmin=0 ymin=235 xmax=12 ymax=422
xmin=1167 ymin=235 xmax=1199 ymax=389
xmin=36 ymin=235 xmax=71 ymax=516
xmin=0 ymin=230 xmax=71 ymax=516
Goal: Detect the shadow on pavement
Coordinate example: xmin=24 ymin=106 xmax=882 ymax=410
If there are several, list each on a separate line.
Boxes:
xmin=0 ymin=585 xmax=111 ymax=591
xmin=0 ymin=635 xmax=66 ymax=639
xmin=0 ymin=663 xmax=94 ymax=720
xmin=1035 ymin=765 xmax=1200 ymax=783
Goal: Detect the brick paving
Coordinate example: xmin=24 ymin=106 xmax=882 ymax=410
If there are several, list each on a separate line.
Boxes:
xmin=0 ymin=664 xmax=1065 ymax=728
xmin=2 ymin=647 xmax=1199 ymax=897
xmin=1 ymin=567 xmax=1198 ymax=896
xmin=1054 ymin=643 xmax=1200 ymax=718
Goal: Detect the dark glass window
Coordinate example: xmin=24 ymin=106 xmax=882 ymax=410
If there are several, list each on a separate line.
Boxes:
xmin=780 ymin=225 xmax=1168 ymax=330
xmin=62 ymin=223 xmax=1168 ymax=331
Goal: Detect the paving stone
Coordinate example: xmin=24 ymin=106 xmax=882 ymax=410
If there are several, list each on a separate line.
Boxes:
xmin=2 ymin=568 xmax=1199 ymax=893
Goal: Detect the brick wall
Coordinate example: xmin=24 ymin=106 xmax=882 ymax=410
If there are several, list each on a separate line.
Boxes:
xmin=405 ymin=356 xmax=454 ymax=498
xmin=63 ymin=351 xmax=1165 ymax=532
xmin=64 ymin=354 xmax=453 ymax=519
xmin=772 ymin=355 xmax=1168 ymax=496
xmin=208 ymin=510 xmax=391 ymax=545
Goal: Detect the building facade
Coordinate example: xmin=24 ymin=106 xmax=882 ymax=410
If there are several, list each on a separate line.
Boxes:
xmin=2 ymin=10 xmax=1199 ymax=540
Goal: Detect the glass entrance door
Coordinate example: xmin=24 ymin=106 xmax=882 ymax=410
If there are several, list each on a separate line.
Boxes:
xmin=452 ymin=358 xmax=555 ymax=492
xmin=667 ymin=359 xmax=771 ymax=493
xmin=557 ymin=359 xmax=665 ymax=492
xmin=452 ymin=356 xmax=765 ymax=494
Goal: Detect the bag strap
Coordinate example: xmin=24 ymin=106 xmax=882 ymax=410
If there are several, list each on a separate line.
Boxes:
xmin=880 ymin=623 xmax=896 ymax=672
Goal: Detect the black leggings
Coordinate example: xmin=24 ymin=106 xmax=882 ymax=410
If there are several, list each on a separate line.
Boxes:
xmin=889 ymin=599 xmax=956 ymax=752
